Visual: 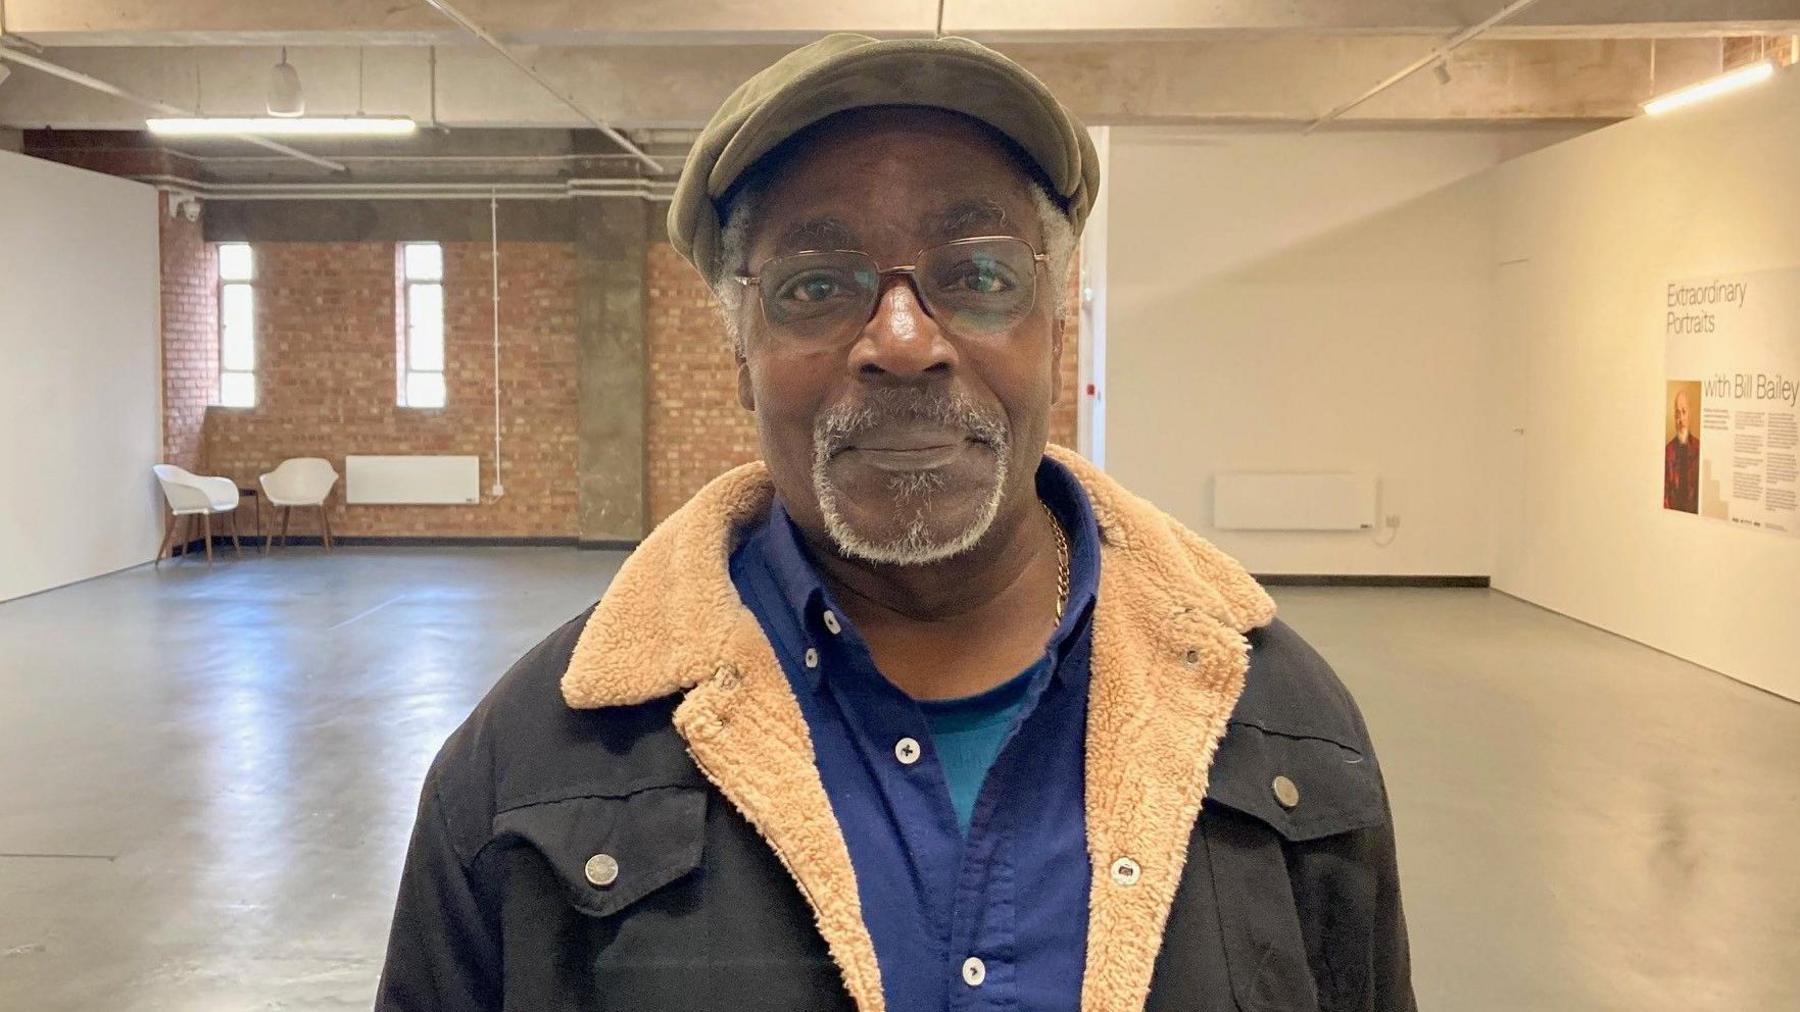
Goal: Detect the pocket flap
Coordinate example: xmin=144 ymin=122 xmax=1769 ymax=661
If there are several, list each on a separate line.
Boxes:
xmin=1205 ymin=722 xmax=1386 ymax=842
xmin=493 ymin=786 xmax=706 ymax=918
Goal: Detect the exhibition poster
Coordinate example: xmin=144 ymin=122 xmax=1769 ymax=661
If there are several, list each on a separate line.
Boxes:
xmin=1663 ymin=268 xmax=1799 ymax=536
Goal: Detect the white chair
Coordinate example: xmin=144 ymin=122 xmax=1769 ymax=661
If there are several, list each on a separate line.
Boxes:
xmin=260 ymin=457 xmax=340 ymax=553
xmin=152 ymin=464 xmax=243 ymax=567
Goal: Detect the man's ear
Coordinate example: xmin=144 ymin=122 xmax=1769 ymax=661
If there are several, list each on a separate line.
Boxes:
xmin=736 ymin=354 xmax=756 ymax=411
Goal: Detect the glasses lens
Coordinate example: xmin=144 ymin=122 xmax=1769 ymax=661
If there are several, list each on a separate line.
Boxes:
xmin=919 ymin=238 xmax=1039 ymax=334
xmin=757 ymin=251 xmax=880 ymax=342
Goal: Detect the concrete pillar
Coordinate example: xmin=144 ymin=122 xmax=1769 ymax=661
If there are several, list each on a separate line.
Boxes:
xmin=574 ymin=195 xmax=650 ymax=545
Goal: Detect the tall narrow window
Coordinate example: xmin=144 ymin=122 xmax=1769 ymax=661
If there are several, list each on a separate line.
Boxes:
xmin=217 ymin=242 xmax=256 ymax=407
xmin=399 ymin=242 xmax=446 ymax=408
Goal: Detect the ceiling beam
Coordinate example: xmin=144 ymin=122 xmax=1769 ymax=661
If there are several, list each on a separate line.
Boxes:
xmin=1305 ymin=0 xmax=1545 ymax=134
xmin=4 ymin=0 xmax=1799 ymax=47
xmin=0 ymin=38 xmax=1703 ymax=140
xmin=420 ymin=0 xmax=662 ymax=173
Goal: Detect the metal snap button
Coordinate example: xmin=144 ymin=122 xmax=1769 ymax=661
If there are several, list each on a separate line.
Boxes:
xmin=584 ymin=853 xmax=619 ymax=888
xmin=1273 ymin=775 xmax=1301 ymax=809
xmin=822 ymin=610 xmax=842 ymax=635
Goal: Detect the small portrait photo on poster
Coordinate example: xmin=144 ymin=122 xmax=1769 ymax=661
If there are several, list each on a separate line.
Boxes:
xmin=1664 ymin=379 xmax=1703 ymax=514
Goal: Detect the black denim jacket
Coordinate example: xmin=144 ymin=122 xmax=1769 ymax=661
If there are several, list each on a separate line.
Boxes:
xmin=376 ymin=610 xmax=1414 ymax=1011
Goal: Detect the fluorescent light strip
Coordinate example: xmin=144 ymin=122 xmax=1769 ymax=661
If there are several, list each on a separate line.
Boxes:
xmin=1643 ymin=61 xmax=1776 ymax=116
xmin=146 ymin=117 xmax=418 ymax=137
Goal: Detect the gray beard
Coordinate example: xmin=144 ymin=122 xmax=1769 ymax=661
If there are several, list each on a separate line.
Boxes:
xmin=810 ymin=390 xmax=1010 ymax=566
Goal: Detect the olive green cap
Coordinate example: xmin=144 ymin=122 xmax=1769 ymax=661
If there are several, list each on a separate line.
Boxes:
xmin=666 ymin=33 xmax=1100 ymax=284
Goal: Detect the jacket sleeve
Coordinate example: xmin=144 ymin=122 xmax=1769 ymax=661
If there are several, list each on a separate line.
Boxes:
xmin=374 ymin=770 xmax=501 ymax=1012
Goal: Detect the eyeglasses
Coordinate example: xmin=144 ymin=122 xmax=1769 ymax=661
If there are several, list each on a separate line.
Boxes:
xmin=735 ymin=235 xmax=1048 ymax=348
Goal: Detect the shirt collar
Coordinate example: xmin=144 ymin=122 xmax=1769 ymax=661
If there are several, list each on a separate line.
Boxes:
xmin=742 ymin=455 xmax=1103 ymax=692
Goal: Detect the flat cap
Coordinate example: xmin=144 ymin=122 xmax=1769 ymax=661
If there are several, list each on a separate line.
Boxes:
xmin=666 ymin=33 xmax=1099 ymax=284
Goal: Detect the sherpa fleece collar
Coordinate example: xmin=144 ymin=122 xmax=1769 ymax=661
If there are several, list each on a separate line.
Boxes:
xmin=562 ymin=445 xmax=1275 ymax=1012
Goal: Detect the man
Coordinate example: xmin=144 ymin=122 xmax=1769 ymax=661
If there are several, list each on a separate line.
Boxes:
xmin=377 ymin=33 xmax=1412 ymax=1012
xmin=1665 ymin=388 xmax=1700 ymax=513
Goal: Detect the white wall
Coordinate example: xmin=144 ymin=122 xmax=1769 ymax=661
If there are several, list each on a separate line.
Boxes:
xmin=1489 ymin=72 xmax=1800 ymax=701
xmin=0 ymin=151 xmax=162 ymax=601
xmin=1105 ymin=125 xmax=1583 ymax=576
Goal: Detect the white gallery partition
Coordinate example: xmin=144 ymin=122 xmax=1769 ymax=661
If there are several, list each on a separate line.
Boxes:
xmin=1104 ymin=124 xmax=1584 ymax=579
xmin=1103 ymin=80 xmax=1800 ymax=700
xmin=0 ymin=151 xmax=162 ymax=601
xmin=1488 ymin=71 xmax=1800 ymax=702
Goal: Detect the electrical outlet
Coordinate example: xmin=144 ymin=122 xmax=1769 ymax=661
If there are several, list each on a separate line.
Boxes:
xmin=490 ymin=482 xmax=506 ymax=498
xmin=1384 ymin=514 xmax=1401 ymax=530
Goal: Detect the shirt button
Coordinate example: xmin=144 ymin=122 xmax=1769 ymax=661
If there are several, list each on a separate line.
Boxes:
xmin=804 ymin=647 xmax=819 ymax=669
xmin=584 ymin=853 xmax=619 ymax=888
xmin=961 ymin=956 xmax=986 ymax=987
xmin=894 ymin=737 xmax=921 ymax=765
xmin=822 ymin=610 xmax=842 ymax=635
xmin=1109 ymin=856 xmax=1142 ymax=887
xmin=1273 ymin=774 xmax=1301 ymax=809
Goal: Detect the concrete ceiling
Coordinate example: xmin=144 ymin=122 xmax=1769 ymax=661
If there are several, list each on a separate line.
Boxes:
xmin=8 ymin=0 xmax=1800 ymax=45
xmin=3 ymin=1 xmax=1797 ymax=177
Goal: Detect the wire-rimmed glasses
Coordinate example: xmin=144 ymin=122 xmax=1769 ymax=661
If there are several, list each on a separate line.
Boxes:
xmin=735 ymin=235 xmax=1048 ymax=347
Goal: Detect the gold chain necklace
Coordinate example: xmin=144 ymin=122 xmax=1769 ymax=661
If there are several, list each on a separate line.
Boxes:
xmin=1041 ymin=500 xmax=1070 ymax=625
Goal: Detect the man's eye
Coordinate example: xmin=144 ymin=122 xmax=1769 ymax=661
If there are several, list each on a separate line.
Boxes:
xmin=781 ymin=274 xmax=849 ymax=303
xmin=953 ymin=266 xmax=1014 ymax=294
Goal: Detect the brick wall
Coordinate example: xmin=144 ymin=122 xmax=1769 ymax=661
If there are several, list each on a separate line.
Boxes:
xmin=164 ymin=223 xmax=1079 ymax=539
xmin=202 ymin=241 xmax=579 ymax=538
xmin=643 ymin=241 xmax=1083 ymax=527
xmin=1050 ymin=262 xmax=1082 ymax=454
xmin=645 ymin=243 xmax=763 ymax=525
xmin=160 ymin=194 xmax=217 ymax=471
xmin=1724 ymin=35 xmax=1799 ymax=69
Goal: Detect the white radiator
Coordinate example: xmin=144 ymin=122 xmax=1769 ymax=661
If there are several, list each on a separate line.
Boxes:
xmin=1213 ymin=472 xmax=1376 ymax=531
xmin=345 ymin=455 xmax=481 ymax=505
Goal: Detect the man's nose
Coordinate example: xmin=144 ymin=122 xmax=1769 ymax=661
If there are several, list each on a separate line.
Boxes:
xmin=847 ymin=278 xmax=958 ymax=380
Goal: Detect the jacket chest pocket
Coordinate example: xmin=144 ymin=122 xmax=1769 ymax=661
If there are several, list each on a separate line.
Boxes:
xmin=493 ymin=785 xmax=850 ymax=1012
xmin=1195 ymin=723 xmax=1390 ymax=1012
xmin=496 ymin=786 xmax=708 ymax=919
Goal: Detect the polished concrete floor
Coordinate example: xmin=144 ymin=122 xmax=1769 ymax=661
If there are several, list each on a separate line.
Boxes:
xmin=1 ymin=549 xmax=1795 ymax=1010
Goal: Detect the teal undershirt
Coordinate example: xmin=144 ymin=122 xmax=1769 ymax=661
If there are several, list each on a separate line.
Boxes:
xmin=917 ymin=666 xmax=1039 ymax=835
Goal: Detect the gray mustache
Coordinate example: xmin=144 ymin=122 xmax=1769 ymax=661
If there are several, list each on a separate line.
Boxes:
xmin=814 ymin=389 xmax=1009 ymax=456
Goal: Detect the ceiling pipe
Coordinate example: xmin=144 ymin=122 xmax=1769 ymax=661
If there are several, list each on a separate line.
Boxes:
xmin=165 ymin=150 xmax=663 ymax=166
xmin=1304 ymin=0 xmax=1545 ymax=135
xmin=421 ymin=0 xmax=665 ymax=175
xmin=131 ymin=173 xmax=676 ymax=202
xmin=0 ymin=46 xmax=346 ymax=171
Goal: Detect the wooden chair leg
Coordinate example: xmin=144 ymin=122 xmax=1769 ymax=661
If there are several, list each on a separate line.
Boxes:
xmin=280 ymin=506 xmax=292 ymax=548
xmin=175 ymin=514 xmax=190 ymax=559
xmin=229 ymin=510 xmax=243 ymax=558
xmin=202 ymin=512 xmax=214 ymax=567
xmin=320 ymin=504 xmax=333 ymax=552
xmin=155 ymin=512 xmax=178 ymax=567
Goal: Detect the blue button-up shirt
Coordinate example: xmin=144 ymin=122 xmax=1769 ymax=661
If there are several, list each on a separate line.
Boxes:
xmin=729 ymin=458 xmax=1102 ymax=1010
